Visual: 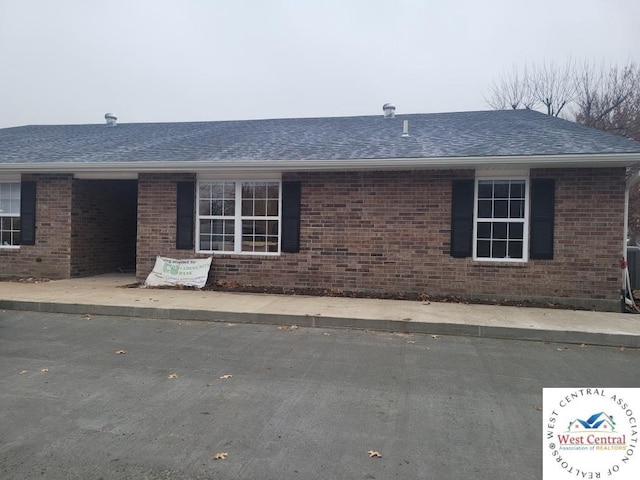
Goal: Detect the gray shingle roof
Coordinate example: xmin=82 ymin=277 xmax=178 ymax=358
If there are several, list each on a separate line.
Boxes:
xmin=1 ymin=109 xmax=639 ymax=165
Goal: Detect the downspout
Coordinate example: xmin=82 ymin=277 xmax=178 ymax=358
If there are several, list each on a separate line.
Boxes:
xmin=623 ymin=185 xmax=629 ymax=280
xmin=622 ymin=185 xmax=630 ymax=312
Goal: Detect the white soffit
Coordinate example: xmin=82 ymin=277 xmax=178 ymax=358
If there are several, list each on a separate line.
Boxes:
xmin=73 ymin=172 xmax=139 ymax=179
xmin=198 ymin=171 xmax=282 ymax=181
xmin=0 ymin=174 xmax=20 ymax=181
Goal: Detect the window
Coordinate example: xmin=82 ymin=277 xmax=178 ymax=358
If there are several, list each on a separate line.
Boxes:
xmin=0 ymin=182 xmax=20 ymax=247
xmin=197 ymin=180 xmax=280 ymax=254
xmin=473 ymin=178 xmax=529 ymax=261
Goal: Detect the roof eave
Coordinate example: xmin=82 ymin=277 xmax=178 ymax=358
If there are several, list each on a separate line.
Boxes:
xmin=1 ymin=153 xmax=639 ymax=175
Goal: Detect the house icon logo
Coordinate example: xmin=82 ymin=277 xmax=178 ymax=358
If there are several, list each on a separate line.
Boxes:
xmin=566 ymin=412 xmax=616 ymax=433
xmin=544 ymin=388 xmax=639 ymax=480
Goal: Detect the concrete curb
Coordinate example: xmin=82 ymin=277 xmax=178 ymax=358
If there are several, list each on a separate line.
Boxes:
xmin=2 ymin=299 xmax=638 ymax=348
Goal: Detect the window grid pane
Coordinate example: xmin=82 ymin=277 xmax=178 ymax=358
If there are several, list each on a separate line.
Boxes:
xmin=199 ymin=219 xmax=234 ymax=251
xmin=477 ymin=180 xmax=525 ymax=220
xmin=198 ymin=181 xmax=236 ymax=252
xmin=475 ymin=180 xmax=526 ymax=260
xmin=198 ymin=180 xmax=280 ymax=254
xmin=0 ymin=183 xmax=20 ymax=216
xmin=240 ymin=182 xmax=280 ymax=253
xmin=0 ymin=183 xmax=20 ymax=247
xmin=241 ymin=220 xmax=279 ymax=253
xmin=1 ymin=217 xmax=20 ymax=246
xmin=199 ymin=181 xmax=235 ymax=217
xmin=476 ymin=220 xmax=525 ymax=259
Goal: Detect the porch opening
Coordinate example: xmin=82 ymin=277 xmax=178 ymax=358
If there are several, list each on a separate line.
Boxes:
xmin=71 ymin=179 xmax=138 ymax=277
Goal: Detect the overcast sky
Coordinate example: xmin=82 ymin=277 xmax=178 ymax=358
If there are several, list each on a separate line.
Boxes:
xmin=1 ymin=0 xmax=639 ymax=129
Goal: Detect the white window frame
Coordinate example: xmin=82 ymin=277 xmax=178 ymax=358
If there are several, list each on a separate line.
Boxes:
xmin=472 ymin=175 xmax=530 ymax=262
xmin=0 ymin=181 xmax=21 ymax=249
xmin=196 ymin=176 xmax=282 ymax=256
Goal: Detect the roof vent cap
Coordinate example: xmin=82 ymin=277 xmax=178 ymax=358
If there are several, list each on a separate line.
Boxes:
xmin=402 ymin=120 xmax=410 ymax=137
xmin=382 ymin=103 xmax=396 ymax=118
xmin=104 ymin=113 xmax=118 ymax=126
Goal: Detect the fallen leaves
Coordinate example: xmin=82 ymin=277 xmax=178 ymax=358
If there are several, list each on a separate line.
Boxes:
xmin=213 ymin=452 xmax=228 ymax=460
xmin=277 ymin=325 xmax=299 ymax=331
xmin=167 ymin=373 xmax=179 ymax=379
xmin=19 ymin=369 xmax=50 ymax=375
xmin=205 ymin=374 xmax=233 ymax=385
xmin=368 ymin=450 xmax=382 ymax=458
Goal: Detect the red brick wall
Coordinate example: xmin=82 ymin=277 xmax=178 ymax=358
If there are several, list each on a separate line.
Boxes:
xmin=71 ymin=179 xmax=137 ymax=276
xmin=3 ymin=169 xmax=625 ymax=309
xmin=527 ymin=168 xmax=625 ymax=300
xmin=136 ymin=173 xmax=198 ymax=276
xmin=206 ymin=169 xmax=466 ymax=293
xmin=0 ymin=174 xmax=73 ymax=279
xmin=201 ymin=168 xmax=625 ymax=310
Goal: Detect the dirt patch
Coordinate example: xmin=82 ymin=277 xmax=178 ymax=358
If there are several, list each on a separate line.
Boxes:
xmin=0 ymin=276 xmax=51 ymax=283
xmin=121 ymin=279 xmax=602 ymax=311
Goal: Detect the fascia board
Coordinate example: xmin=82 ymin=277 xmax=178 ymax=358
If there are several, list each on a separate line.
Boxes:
xmin=1 ymin=153 xmax=639 ymax=175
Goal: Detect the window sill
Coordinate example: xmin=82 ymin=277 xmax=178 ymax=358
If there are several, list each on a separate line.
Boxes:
xmin=197 ymin=251 xmax=281 ymax=258
xmin=471 ymin=259 xmax=529 ymax=268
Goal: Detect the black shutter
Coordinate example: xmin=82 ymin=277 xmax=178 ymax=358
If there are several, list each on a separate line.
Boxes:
xmin=176 ymin=181 xmax=195 ymax=250
xmin=281 ymin=181 xmax=301 ymax=253
xmin=530 ymin=179 xmax=555 ymax=259
xmin=450 ymin=179 xmax=474 ymax=258
xmin=20 ymin=181 xmax=36 ymax=246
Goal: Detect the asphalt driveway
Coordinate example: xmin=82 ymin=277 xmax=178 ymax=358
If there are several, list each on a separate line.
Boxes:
xmin=1 ymin=310 xmax=639 ymax=479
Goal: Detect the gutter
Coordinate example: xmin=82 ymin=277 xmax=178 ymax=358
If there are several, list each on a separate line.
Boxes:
xmin=1 ymin=153 xmax=640 ymax=175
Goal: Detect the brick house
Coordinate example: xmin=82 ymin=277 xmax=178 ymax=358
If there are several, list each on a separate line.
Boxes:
xmin=2 ymin=108 xmax=640 ymax=311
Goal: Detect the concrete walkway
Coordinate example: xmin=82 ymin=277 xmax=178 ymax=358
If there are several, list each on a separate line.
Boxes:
xmin=1 ymin=273 xmax=640 ymax=348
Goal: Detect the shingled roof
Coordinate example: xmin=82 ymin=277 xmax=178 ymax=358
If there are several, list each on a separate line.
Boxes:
xmin=1 ymin=109 xmax=639 ymax=169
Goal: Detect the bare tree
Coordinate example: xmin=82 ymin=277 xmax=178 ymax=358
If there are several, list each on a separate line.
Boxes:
xmin=573 ymin=60 xmax=640 ymax=139
xmin=530 ymin=59 xmax=575 ymax=117
xmin=487 ymin=61 xmax=574 ymax=116
xmin=614 ymin=81 xmax=640 ymax=141
xmin=487 ymin=59 xmax=640 ymax=136
xmin=486 ymin=65 xmax=536 ymax=110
